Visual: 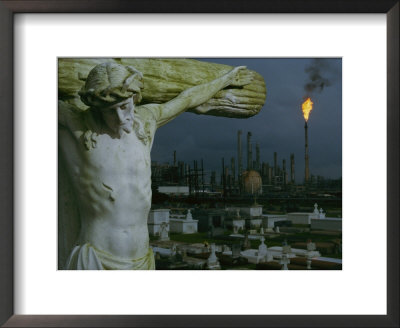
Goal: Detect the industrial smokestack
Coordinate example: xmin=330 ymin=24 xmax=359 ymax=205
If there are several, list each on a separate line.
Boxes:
xmin=226 ymin=166 xmax=232 ymax=193
xmin=290 ymin=153 xmax=295 ymax=184
xmin=222 ymin=158 xmax=226 ymax=197
xmin=256 ymin=143 xmax=260 ymax=171
xmin=305 ymin=122 xmax=310 ymax=183
xmin=185 ymin=163 xmax=189 ymax=185
xmin=268 ymin=167 xmax=273 ymax=185
xmin=261 ymin=162 xmax=267 ymax=183
xmin=237 ymin=130 xmax=242 ymax=180
xmin=173 ymin=150 xmax=176 ymax=166
xmin=283 ymin=159 xmax=287 ymax=186
xmin=247 ymin=132 xmax=252 ymax=170
xmin=201 ymin=159 xmax=204 ymax=193
xmin=231 ymin=157 xmax=236 ymax=185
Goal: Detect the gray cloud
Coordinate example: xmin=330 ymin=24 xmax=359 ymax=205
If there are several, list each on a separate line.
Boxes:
xmin=151 ymin=58 xmax=342 ymax=181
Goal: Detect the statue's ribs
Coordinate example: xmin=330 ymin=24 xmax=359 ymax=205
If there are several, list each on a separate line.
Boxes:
xmin=58 ymin=58 xmax=267 ymax=118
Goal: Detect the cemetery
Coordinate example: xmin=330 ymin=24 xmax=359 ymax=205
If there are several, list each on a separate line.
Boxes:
xmin=148 ymin=203 xmax=342 ymax=270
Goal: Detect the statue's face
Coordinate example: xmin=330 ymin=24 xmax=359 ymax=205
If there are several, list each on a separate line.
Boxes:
xmin=100 ymin=97 xmax=134 ymax=136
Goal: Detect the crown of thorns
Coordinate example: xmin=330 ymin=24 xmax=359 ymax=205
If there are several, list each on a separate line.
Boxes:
xmin=79 ymin=62 xmax=144 ymax=107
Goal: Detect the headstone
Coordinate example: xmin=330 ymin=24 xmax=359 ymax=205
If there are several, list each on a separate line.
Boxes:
xmin=319 ymin=208 xmax=325 ymax=219
xmin=275 ymin=226 xmax=280 ymax=233
xmin=306 ymin=240 xmax=316 ymax=270
xmin=207 ymin=243 xmax=221 ymax=269
xmin=260 ymin=226 xmax=264 ymax=235
xmin=258 ymin=237 xmax=273 ymax=262
xmin=258 ymin=236 xmax=267 ymax=257
xmin=280 ymin=253 xmax=290 ymax=270
xmin=307 ymin=241 xmax=316 ymax=252
xmin=314 ymin=203 xmax=319 ymax=214
xmin=159 ymin=222 xmax=170 ymax=241
xmin=186 ymin=209 xmax=193 ymax=220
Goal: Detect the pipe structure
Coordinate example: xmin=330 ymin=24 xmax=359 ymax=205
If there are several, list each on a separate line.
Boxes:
xmin=231 ymin=157 xmax=236 ymax=185
xmin=283 ymin=159 xmax=287 ymax=186
xmin=201 ymin=159 xmax=204 ymax=194
xmin=237 ymin=130 xmax=242 ymax=180
xmin=256 ymin=143 xmax=260 ymax=171
xmin=268 ymin=167 xmax=273 ymax=185
xmin=290 ymin=153 xmax=295 ymax=184
xmin=305 ymin=122 xmax=310 ymax=183
xmin=247 ymin=132 xmax=252 ymax=170
xmin=222 ymin=158 xmax=226 ymax=197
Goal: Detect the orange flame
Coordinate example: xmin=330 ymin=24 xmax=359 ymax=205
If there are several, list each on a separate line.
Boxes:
xmin=302 ymin=97 xmax=314 ymax=122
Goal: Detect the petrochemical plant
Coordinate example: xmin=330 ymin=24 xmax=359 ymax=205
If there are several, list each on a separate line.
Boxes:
xmin=151 ymin=129 xmax=342 ymax=204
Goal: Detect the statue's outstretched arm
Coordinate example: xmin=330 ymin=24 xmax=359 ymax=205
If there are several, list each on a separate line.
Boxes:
xmin=155 ymin=66 xmax=253 ymax=127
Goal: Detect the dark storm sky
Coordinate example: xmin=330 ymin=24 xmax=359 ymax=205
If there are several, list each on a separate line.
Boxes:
xmin=150 ymin=58 xmax=342 ymax=183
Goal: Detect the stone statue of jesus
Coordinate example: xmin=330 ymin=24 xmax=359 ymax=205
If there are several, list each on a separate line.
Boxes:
xmin=59 ymin=62 xmax=253 ymax=270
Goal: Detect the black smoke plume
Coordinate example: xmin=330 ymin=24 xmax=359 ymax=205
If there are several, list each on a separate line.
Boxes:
xmin=304 ymin=59 xmax=335 ymax=94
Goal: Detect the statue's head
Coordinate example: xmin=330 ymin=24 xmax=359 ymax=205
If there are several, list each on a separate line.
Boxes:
xmin=79 ymin=62 xmax=144 ymax=136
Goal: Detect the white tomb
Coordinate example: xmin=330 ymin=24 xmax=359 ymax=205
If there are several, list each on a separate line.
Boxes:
xmin=287 ymin=203 xmax=326 ymax=225
xmin=148 ymin=209 xmax=170 ymax=236
xmin=169 ymin=210 xmax=198 ymax=234
xmin=240 ymin=237 xmax=273 ymax=264
xmin=287 ymin=212 xmax=316 ymax=225
xmin=240 ymin=205 xmax=263 ymax=217
xmin=249 ymin=218 xmax=263 ymax=229
xmin=261 ymin=214 xmax=288 ymax=228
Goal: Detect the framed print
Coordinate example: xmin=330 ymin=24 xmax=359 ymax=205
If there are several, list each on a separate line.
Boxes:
xmin=0 ymin=1 xmax=398 ymax=327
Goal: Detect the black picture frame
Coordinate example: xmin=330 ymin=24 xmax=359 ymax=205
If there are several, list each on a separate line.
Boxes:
xmin=0 ymin=1 xmax=398 ymax=327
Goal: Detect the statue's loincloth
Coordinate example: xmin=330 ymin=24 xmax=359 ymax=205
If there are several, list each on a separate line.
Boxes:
xmin=65 ymin=243 xmax=155 ymax=270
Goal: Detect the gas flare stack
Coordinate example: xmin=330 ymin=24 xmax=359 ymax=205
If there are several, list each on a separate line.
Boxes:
xmin=302 ymin=97 xmax=314 ymax=185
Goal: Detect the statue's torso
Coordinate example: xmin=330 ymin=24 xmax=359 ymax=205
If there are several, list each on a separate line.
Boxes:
xmin=59 ymin=116 xmax=154 ymax=260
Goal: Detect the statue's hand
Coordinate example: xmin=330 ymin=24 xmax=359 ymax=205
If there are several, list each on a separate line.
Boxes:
xmin=229 ymin=66 xmax=254 ymax=87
